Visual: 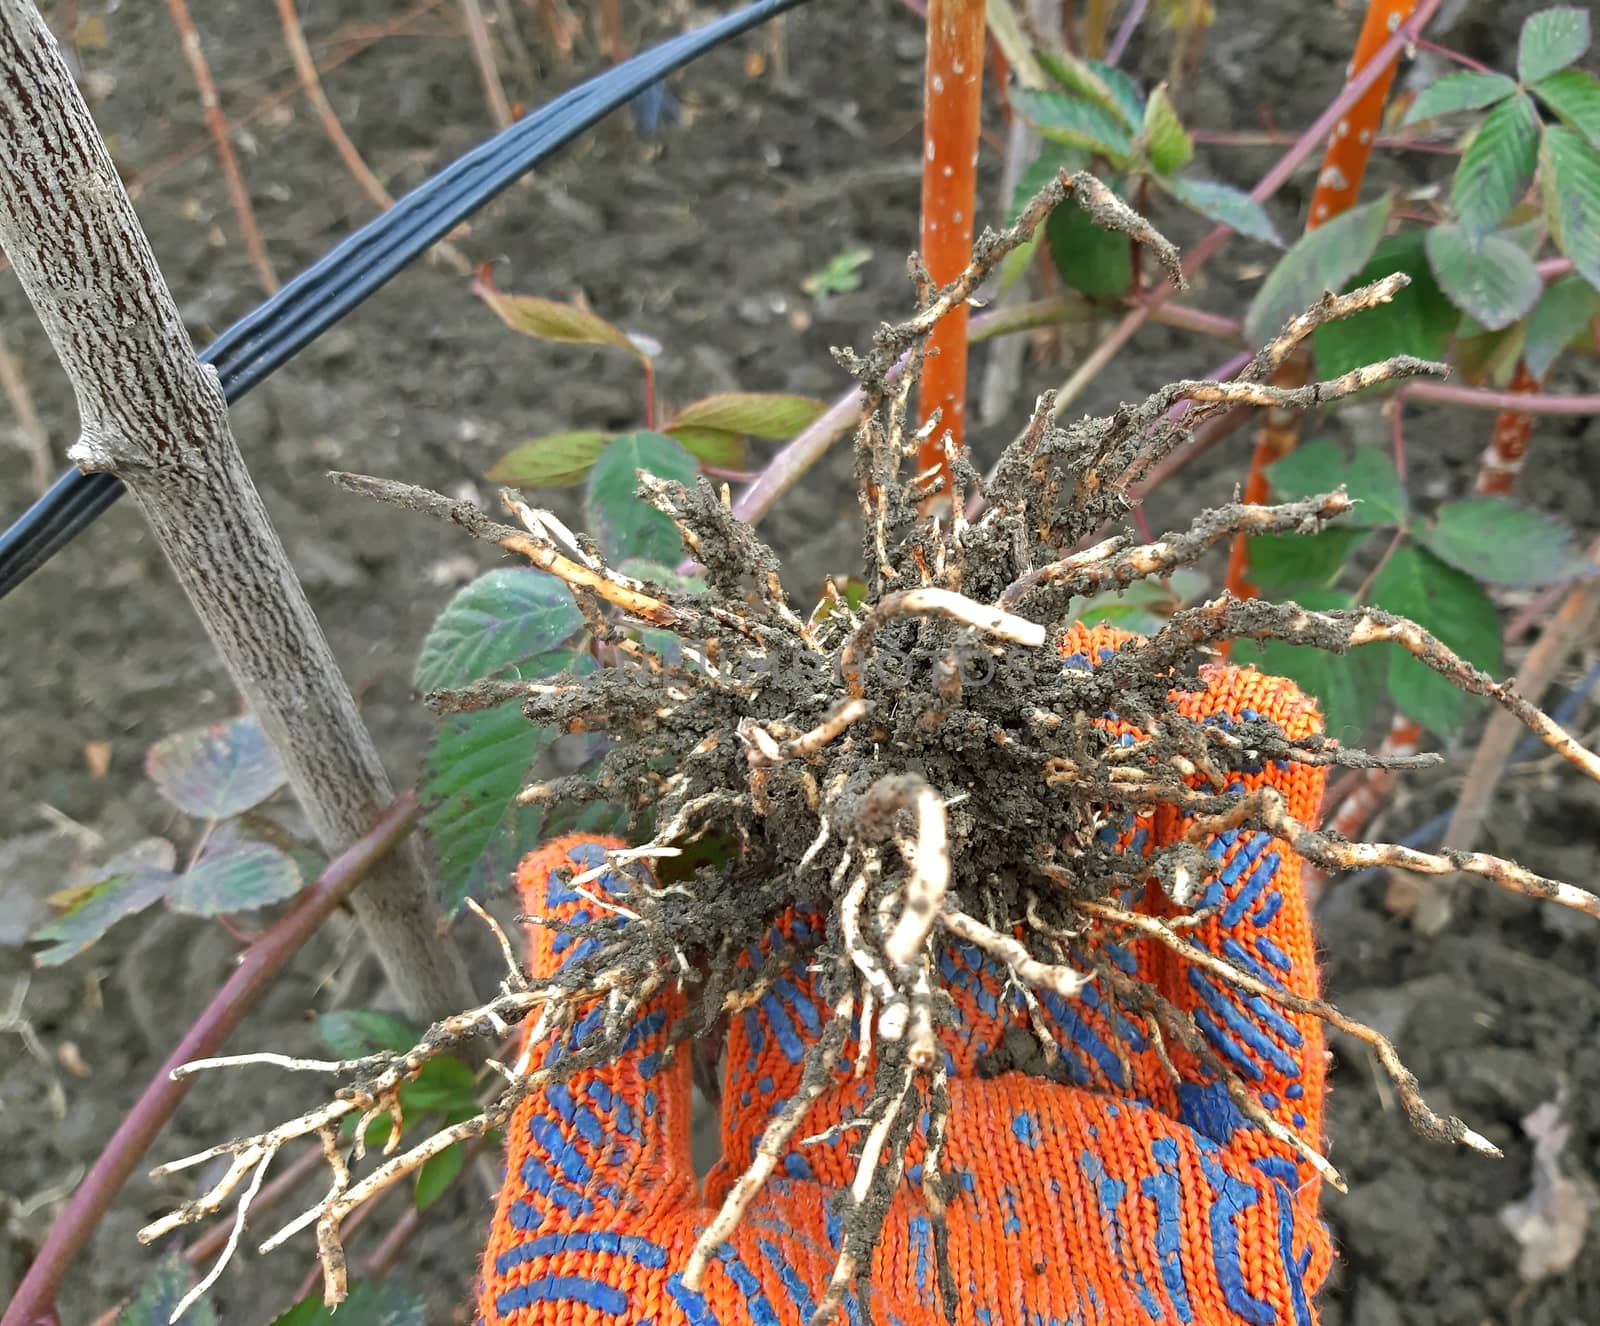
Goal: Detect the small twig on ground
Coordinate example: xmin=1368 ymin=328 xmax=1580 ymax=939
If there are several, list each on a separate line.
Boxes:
xmin=164 ymin=0 xmax=278 ymax=293
xmin=0 ymin=323 xmax=50 ymax=492
xmin=460 ymin=0 xmax=513 ymax=127
xmin=275 ymin=0 xmax=393 ymax=212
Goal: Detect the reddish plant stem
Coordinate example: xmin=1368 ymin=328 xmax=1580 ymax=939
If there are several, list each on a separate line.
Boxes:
xmin=363 ymin=1205 xmax=423 ymax=1280
xmin=1105 ymin=0 xmax=1149 ymax=66
xmin=642 ymin=357 xmax=658 ymax=431
xmin=1191 ymin=127 xmax=1455 ymax=154
xmin=1404 ymin=379 xmax=1600 ymax=414
xmin=272 ymin=2 xmax=468 ymax=274
xmin=1389 ymin=395 xmax=1408 ymax=482
xmin=165 ymin=0 xmax=279 ymax=294
xmin=83 ymin=1145 xmax=332 ymax=1326
xmin=1077 ymin=300 xmax=1600 ymax=413
xmin=916 ymin=0 xmax=987 ymax=505
xmin=1413 ymin=35 xmax=1493 ymax=74
xmin=0 ymin=792 xmax=421 ymax=1326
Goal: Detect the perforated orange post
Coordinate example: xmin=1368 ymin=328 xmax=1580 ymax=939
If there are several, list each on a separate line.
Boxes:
xmin=1305 ymin=0 xmax=1419 ymax=231
xmin=915 ymin=0 xmax=986 ymax=511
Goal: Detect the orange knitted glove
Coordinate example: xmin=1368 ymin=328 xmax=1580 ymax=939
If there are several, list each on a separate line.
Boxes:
xmin=479 ymin=624 xmax=1331 ymax=1325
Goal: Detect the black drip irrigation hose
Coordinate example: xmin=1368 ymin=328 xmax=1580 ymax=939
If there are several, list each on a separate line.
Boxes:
xmin=0 ymin=0 xmax=812 ymax=600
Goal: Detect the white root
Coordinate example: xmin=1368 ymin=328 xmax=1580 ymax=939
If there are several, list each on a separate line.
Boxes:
xmin=941 ymin=907 xmax=1092 ymax=1001
xmin=883 ymin=785 xmax=951 ymax=968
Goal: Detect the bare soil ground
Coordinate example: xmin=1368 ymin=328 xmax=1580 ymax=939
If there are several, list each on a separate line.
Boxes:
xmin=1 ymin=1 xmax=1597 ymax=1322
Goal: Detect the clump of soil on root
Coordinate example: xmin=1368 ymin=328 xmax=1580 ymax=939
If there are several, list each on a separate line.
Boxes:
xmin=173 ymin=173 xmax=1600 ymax=1322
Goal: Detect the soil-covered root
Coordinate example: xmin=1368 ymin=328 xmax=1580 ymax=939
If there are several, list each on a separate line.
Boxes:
xmin=142 ymin=172 xmax=1600 ymax=1321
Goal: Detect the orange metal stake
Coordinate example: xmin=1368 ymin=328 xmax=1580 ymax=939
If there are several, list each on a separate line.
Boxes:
xmin=916 ymin=0 xmax=987 ymax=510
xmin=1223 ymin=0 xmax=1418 ymax=602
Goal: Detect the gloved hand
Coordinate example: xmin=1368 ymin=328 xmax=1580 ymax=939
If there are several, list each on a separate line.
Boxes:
xmin=478 ymin=623 xmax=1332 ymax=1325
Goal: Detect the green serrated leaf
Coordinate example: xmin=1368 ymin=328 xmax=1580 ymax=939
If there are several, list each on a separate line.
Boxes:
xmin=414 ymin=568 xmax=581 ymax=694
xmin=1369 ymin=545 xmax=1502 ymax=737
xmin=1069 ymin=579 xmax=1178 ymax=636
xmin=115 ymin=1252 xmax=217 ymax=1326
xmin=268 ymin=1282 xmax=426 ymax=1326
xmin=1141 ymin=84 xmax=1193 ymax=173
xmin=32 ymin=839 xmax=177 ymax=966
xmin=1156 ymin=176 xmax=1282 ymax=246
xmin=1231 ymin=591 xmax=1383 ymax=742
xmin=1422 ymin=497 xmax=1587 ymax=586
xmin=1518 ymin=6 xmax=1590 ymax=84
xmin=1246 ymin=528 xmax=1371 ymax=594
xmin=415 ymin=1140 xmax=467 ymax=1210
xmin=168 ymin=832 xmax=302 ymax=916
xmin=664 ymin=425 xmax=748 ymax=470
xmin=485 ymin=430 xmax=612 ymax=488
xmin=1266 ymin=439 xmax=1408 ymax=529
xmin=585 ymin=431 xmax=699 ymax=565
xmin=422 ymin=657 xmax=572 ymax=914
xmin=1009 ymin=144 xmax=1090 ymax=222
xmin=1085 ymin=59 xmax=1147 ymax=129
xmin=145 ymin=715 xmax=286 ymax=820
xmin=1311 ymin=231 xmax=1458 ymax=378
xmin=1244 ymin=197 xmax=1390 ymax=345
xmin=32 ymin=871 xmax=172 ymax=966
xmin=1010 ymin=87 xmax=1135 ymax=162
xmin=1453 ymin=93 xmax=1540 ymax=239
xmin=401 ymin=1055 xmax=476 ymax=1112
xmin=667 ymin=392 xmax=829 ymax=439
xmin=1453 ymin=318 xmax=1529 ymax=386
xmin=1403 ymin=71 xmax=1518 ymax=125
xmin=1540 ymin=123 xmax=1600 ymax=290
xmin=1533 ymin=69 xmax=1600 ymax=150
xmin=316 ymin=1008 xmax=417 ymax=1058
xmin=1424 ymin=222 xmax=1542 ymax=330
xmin=473 ymin=272 xmax=642 ymax=357
xmin=1525 ymin=273 xmax=1600 ymax=376
xmin=1046 ymin=190 xmax=1133 ymax=298
xmin=1036 ymin=49 xmax=1144 ymax=128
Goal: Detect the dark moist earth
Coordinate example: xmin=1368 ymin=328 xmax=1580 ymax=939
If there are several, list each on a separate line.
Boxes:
xmin=1 ymin=1 xmax=1597 ymax=1322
